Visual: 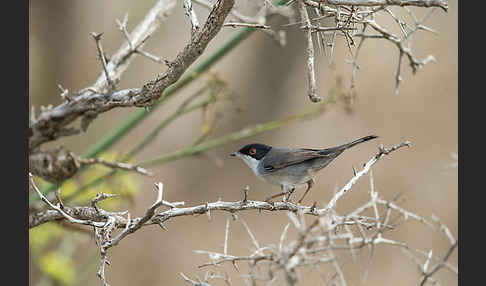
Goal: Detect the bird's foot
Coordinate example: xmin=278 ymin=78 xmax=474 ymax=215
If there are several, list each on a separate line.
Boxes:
xmin=282 ymin=187 xmax=296 ymax=204
xmin=297 ymin=179 xmax=315 ymax=204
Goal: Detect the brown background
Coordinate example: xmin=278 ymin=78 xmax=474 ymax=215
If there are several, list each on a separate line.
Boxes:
xmin=29 ymin=0 xmax=457 ymax=285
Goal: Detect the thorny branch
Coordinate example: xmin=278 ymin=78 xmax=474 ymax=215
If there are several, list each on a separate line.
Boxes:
xmin=29 ymin=0 xmax=237 ymax=186
xmin=91 ymin=32 xmax=116 ymax=90
xmin=29 ymin=0 xmax=177 ymax=183
xmin=71 ymin=152 xmax=152 ymax=177
xmin=30 ymin=175 xmax=181 ymax=286
xmin=296 ymin=0 xmax=446 ymax=98
xmin=417 ymin=215 xmax=458 ymax=286
xmin=325 ymin=141 xmax=410 ymax=211
xmin=196 ymin=0 xmax=292 ymax=46
xmin=115 ymin=14 xmax=165 ymax=64
xmin=299 ymin=1 xmax=321 ymax=103
xmin=30 ymin=139 xmax=456 ymax=285
xmin=28 ymin=146 xmax=151 ymax=183
xmin=189 ymin=154 xmax=456 ymax=286
xmin=326 ymin=0 xmax=447 ymax=11
xmin=29 ymin=0 xmax=234 ymax=151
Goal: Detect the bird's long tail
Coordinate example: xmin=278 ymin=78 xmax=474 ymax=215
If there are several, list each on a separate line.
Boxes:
xmin=335 ymin=135 xmax=378 ymax=151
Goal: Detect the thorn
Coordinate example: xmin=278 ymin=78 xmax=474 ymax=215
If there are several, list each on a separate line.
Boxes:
xmin=242 ymin=185 xmax=249 ymax=203
xmin=206 ymin=202 xmax=211 ymax=221
xmin=55 ymin=189 xmax=64 ymax=209
xmin=164 ymin=59 xmax=173 ymax=67
xmin=57 ymin=84 xmax=71 ymax=101
xmin=90 ymin=32 xmax=103 ymax=41
xmin=232 ymin=261 xmax=239 ymax=272
xmin=158 ymin=222 xmax=168 ymax=230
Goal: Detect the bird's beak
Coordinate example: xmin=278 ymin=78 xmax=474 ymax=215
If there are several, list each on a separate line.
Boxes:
xmin=230 ymin=152 xmax=238 ymax=157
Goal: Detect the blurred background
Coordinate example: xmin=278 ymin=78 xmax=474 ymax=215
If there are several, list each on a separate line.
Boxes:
xmin=29 ymin=0 xmax=457 ymax=285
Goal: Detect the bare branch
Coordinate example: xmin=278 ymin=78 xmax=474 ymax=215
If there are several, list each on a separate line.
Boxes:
xmin=29 ymin=0 xmax=177 ymax=151
xmin=91 ymin=192 xmax=118 ymax=213
xmin=325 ymin=141 xmax=410 ymax=211
xmin=72 ymin=153 xmax=152 ymax=176
xmin=325 ymin=0 xmax=448 ymax=12
xmin=29 ymin=173 xmax=105 ymax=228
xmin=91 ymin=32 xmax=116 ymax=90
xmin=417 ymin=215 xmax=458 ymax=286
xmin=299 ymin=1 xmax=321 ymax=103
xmin=31 ymin=194 xmax=384 ymax=230
xmin=224 ymin=22 xmax=271 ymax=29
xmin=184 ymin=0 xmax=201 ymax=35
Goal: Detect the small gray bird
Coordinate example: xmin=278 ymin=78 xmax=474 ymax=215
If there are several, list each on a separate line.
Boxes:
xmin=231 ymin=135 xmax=378 ymax=203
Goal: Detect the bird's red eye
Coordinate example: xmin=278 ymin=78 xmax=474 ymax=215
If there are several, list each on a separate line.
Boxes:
xmin=249 ymin=148 xmax=257 ymax=155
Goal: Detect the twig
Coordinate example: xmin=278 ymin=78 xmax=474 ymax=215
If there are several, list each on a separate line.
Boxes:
xmin=324 ymin=0 xmax=448 ymax=12
xmin=224 ymin=218 xmax=230 ymax=255
xmin=224 ymin=22 xmax=271 ymax=29
xmin=418 ymin=215 xmax=458 ymax=286
xmin=116 ymin=15 xmax=166 ymax=64
xmin=325 ymin=141 xmax=410 ymax=211
xmin=349 ymin=24 xmax=367 ymax=97
xmin=57 ymin=84 xmax=71 ymax=102
xmin=299 ymin=1 xmax=321 ymax=103
xmin=184 ymin=0 xmax=200 ymax=36
xmin=302 ymin=25 xmax=357 ymax=33
xmin=72 ymin=153 xmax=152 ymax=176
xmin=91 ymin=192 xmax=117 ymax=213
xmin=29 ymin=173 xmax=105 ymax=228
xmin=91 ymin=32 xmax=115 ymax=90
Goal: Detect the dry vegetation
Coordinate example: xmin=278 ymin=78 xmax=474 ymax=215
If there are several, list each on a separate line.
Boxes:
xmin=29 ymin=0 xmax=456 ymax=285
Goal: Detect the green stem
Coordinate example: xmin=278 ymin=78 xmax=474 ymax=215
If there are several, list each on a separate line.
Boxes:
xmin=128 ymin=94 xmax=217 ymax=157
xmin=141 ymin=105 xmax=327 ymax=168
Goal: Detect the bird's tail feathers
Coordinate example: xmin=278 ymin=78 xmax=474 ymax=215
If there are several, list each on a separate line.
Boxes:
xmin=335 ymin=135 xmax=378 ymax=151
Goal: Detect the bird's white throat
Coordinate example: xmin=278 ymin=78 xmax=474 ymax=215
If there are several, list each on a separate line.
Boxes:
xmin=239 ymin=155 xmax=262 ymax=177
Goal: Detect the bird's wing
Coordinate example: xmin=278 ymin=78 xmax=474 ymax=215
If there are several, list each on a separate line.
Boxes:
xmin=263 ymin=149 xmax=337 ymax=171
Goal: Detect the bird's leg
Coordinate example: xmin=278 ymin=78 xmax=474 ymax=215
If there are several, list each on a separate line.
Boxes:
xmin=265 ymin=185 xmax=292 ymax=203
xmin=264 ymin=191 xmax=287 ymax=203
xmin=298 ymin=178 xmax=315 ymax=204
xmin=284 ymin=186 xmax=296 ymax=202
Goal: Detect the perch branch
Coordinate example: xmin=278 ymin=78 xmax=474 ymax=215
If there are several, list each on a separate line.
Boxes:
xmin=325 ymin=141 xmax=411 ymax=211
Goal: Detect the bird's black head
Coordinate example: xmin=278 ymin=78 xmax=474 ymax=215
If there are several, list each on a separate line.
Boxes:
xmin=231 ymin=143 xmax=272 ymax=160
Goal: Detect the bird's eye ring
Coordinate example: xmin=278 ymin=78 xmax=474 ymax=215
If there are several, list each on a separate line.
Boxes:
xmin=249 ymin=148 xmax=257 ymax=155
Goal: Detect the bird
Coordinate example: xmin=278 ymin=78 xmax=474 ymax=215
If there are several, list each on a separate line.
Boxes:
xmin=230 ymin=135 xmax=378 ymax=203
